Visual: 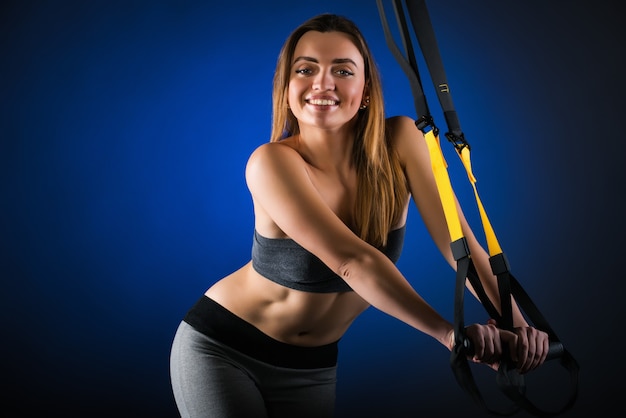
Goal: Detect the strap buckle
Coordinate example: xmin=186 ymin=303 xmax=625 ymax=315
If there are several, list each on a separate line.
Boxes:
xmin=415 ymin=115 xmax=439 ymax=136
xmin=445 ymin=131 xmax=471 ymax=152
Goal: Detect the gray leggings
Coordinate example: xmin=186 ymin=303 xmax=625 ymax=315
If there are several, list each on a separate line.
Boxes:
xmin=170 ymin=318 xmax=338 ymax=418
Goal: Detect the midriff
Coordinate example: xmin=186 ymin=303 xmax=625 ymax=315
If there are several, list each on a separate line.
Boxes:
xmin=205 ymin=261 xmax=370 ymax=347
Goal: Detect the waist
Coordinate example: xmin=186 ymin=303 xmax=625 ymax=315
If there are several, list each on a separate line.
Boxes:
xmin=183 ymin=295 xmax=339 ymax=369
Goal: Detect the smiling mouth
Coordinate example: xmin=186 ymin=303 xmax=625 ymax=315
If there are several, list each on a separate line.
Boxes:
xmin=306 ymin=99 xmax=338 ymax=106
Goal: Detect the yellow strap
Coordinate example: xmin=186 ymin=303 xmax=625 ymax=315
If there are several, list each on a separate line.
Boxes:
xmin=423 ymin=130 xmax=464 ymax=242
xmin=455 ymin=146 xmax=502 ymax=257
xmin=424 ymin=129 xmax=503 ymax=257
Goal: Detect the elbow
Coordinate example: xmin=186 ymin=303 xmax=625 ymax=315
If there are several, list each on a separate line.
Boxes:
xmin=336 ymin=251 xmax=378 ymax=285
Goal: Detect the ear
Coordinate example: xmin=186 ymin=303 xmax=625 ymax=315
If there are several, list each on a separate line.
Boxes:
xmin=362 ymin=84 xmax=370 ymax=100
xmin=361 ymin=83 xmax=371 ymax=104
xmin=360 ymin=86 xmax=371 ymax=110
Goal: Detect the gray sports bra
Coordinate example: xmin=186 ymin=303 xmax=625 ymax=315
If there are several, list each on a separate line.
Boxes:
xmin=251 ymin=225 xmax=406 ymax=293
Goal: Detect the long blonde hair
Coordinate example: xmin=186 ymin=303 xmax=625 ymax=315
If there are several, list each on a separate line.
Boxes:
xmin=270 ymin=14 xmax=408 ymax=247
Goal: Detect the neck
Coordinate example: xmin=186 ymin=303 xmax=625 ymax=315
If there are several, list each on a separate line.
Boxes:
xmin=296 ymin=122 xmax=356 ymax=171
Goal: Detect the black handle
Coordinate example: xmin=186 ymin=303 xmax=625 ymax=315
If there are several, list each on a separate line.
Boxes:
xmin=463 ymin=338 xmax=564 ymax=361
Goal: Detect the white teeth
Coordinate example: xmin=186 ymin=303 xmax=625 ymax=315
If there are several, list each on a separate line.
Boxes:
xmin=308 ymin=99 xmax=337 ymax=105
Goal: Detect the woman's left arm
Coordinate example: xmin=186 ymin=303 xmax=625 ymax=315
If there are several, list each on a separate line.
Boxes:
xmin=388 ymin=115 xmax=549 ymax=373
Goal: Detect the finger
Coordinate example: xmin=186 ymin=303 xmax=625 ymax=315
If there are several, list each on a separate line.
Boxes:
xmin=527 ymin=331 xmax=549 ymax=372
xmin=518 ymin=328 xmax=550 ymax=373
xmin=483 ymin=323 xmax=500 ymax=364
xmin=471 ymin=334 xmax=485 ymax=361
xmin=527 ymin=330 xmax=542 ymax=372
xmin=483 ymin=333 xmax=497 ymax=364
xmin=540 ymin=335 xmax=549 ymax=364
xmin=516 ymin=329 xmax=532 ymax=373
xmin=490 ymin=328 xmax=503 ymax=364
xmin=499 ymin=329 xmax=519 ymax=363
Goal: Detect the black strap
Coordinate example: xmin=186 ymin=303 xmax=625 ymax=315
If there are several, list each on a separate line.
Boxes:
xmin=491 ymin=268 xmax=580 ymax=417
xmin=378 ymin=0 xmax=433 ymax=131
xmin=403 ymin=0 xmax=462 ymax=139
xmin=450 ymin=242 xmax=521 ymax=416
xmin=376 ymin=1 xmax=579 ymax=415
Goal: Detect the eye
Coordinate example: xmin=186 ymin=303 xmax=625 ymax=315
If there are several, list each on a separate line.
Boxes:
xmin=336 ymin=69 xmax=355 ymax=77
xmin=294 ymin=67 xmax=313 ymax=75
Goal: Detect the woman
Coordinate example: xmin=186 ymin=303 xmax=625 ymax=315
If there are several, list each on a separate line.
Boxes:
xmin=170 ymin=13 xmax=549 ymax=418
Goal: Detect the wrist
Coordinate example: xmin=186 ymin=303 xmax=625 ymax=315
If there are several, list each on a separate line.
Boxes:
xmin=440 ymin=327 xmax=455 ymax=351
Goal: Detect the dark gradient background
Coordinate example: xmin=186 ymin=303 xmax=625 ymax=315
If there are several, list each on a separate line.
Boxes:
xmin=2 ymin=1 xmax=624 ymax=417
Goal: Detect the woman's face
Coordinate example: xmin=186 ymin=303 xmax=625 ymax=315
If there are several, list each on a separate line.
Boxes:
xmin=288 ymin=30 xmax=366 ymax=132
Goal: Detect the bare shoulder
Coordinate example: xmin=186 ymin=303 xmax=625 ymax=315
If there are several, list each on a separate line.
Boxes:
xmin=244 ymin=140 xmax=324 ymax=238
xmin=386 ymin=114 xmax=416 ymax=131
xmin=246 ymin=140 xmax=301 ymax=170
xmin=245 ymin=140 xmax=307 ymax=184
xmin=385 ymin=115 xmax=428 ymax=164
xmin=386 ymin=115 xmax=423 ymax=144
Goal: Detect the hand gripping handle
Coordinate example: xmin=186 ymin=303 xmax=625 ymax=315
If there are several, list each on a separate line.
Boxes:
xmin=463 ymin=337 xmax=564 ymax=361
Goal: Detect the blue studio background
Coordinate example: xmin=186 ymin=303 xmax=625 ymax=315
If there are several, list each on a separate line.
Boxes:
xmin=2 ymin=0 xmax=624 ymax=417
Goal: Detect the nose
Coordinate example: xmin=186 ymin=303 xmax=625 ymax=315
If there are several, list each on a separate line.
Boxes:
xmin=312 ymin=69 xmax=335 ymax=91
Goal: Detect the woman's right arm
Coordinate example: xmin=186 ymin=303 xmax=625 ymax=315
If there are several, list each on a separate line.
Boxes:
xmin=245 ymin=141 xmax=513 ymax=360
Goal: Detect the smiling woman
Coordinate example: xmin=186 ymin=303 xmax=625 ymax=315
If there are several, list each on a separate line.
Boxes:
xmin=168 ymin=12 xmax=550 ymax=418
xmin=288 ymin=31 xmax=366 ymax=130
xmin=2 ymin=0 xmax=619 ymax=416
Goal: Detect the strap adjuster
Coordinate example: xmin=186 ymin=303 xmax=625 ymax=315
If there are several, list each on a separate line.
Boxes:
xmin=445 ymin=131 xmax=471 ymax=152
xmin=450 ymin=237 xmax=470 ymax=261
xmin=415 ymin=115 xmax=438 ymax=136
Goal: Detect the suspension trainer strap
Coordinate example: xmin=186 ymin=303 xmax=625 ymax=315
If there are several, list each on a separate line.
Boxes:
xmin=454 ymin=136 xmax=578 ymax=416
xmin=376 ymin=0 xmax=579 ymax=416
xmin=423 ymin=126 xmax=519 ymax=416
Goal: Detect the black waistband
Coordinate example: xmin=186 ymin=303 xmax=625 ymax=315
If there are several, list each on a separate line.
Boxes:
xmin=183 ymin=296 xmax=338 ymax=369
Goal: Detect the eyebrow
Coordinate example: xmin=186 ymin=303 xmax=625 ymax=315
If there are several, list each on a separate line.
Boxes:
xmin=293 ymin=56 xmax=358 ymax=67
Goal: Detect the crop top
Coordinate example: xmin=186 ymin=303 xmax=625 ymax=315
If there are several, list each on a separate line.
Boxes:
xmin=251 ymin=225 xmax=406 ymax=293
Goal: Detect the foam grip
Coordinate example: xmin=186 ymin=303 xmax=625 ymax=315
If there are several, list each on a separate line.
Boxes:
xmin=546 ymin=341 xmax=564 ymax=360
